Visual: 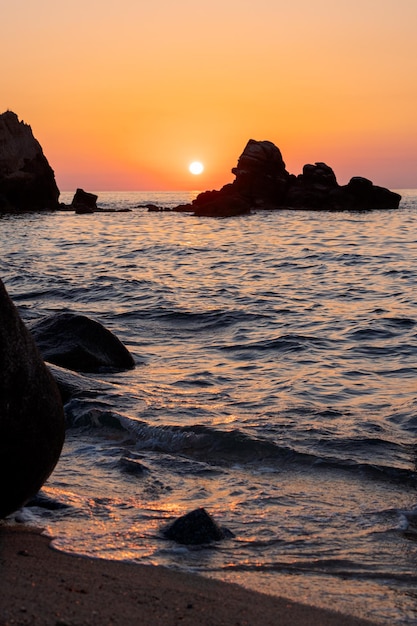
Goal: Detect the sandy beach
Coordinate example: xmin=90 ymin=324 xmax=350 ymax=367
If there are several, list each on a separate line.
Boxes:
xmin=0 ymin=525 xmax=379 ymax=626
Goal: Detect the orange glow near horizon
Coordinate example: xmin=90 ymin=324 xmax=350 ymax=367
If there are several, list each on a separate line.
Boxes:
xmin=2 ymin=0 xmax=417 ymax=190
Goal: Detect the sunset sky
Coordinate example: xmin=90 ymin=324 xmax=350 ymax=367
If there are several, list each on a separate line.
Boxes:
xmin=2 ymin=0 xmax=417 ymax=191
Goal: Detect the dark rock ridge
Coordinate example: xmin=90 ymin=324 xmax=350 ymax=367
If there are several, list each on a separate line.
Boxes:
xmin=29 ymin=312 xmax=135 ymax=373
xmin=172 ymin=139 xmax=401 ymax=216
xmin=0 ymin=111 xmax=60 ymax=212
xmin=0 ymin=279 xmax=65 ymax=518
xmin=163 ymin=507 xmax=234 ymax=545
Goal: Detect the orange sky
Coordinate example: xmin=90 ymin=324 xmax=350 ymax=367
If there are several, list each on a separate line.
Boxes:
xmin=2 ymin=0 xmax=417 ymax=191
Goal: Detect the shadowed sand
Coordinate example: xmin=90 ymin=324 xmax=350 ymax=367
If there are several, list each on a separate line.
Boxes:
xmin=0 ymin=525 xmax=379 ymax=626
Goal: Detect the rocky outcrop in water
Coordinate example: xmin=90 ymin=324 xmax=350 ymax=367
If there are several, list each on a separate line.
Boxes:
xmin=285 ymin=162 xmax=400 ymax=211
xmin=29 ymin=312 xmax=135 ymax=373
xmin=0 ymin=111 xmax=60 ymax=212
xmin=71 ymin=188 xmax=98 ymax=214
xmin=57 ymin=188 xmax=131 ymax=214
xmin=163 ymin=508 xmax=234 ymax=545
xmin=0 ymin=279 xmax=65 ymax=518
xmin=172 ymin=139 xmax=401 ymax=216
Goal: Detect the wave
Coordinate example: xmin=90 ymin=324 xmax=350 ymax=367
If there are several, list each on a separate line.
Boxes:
xmin=220 ymin=333 xmax=335 ymax=354
xmin=65 ymin=407 xmax=417 ymax=485
xmin=148 ymin=308 xmax=263 ymax=331
xmin=218 ymin=560 xmax=417 ymax=583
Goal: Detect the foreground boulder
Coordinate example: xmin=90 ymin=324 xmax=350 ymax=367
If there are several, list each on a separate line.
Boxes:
xmin=172 ymin=139 xmax=401 ymax=216
xmin=0 ymin=111 xmax=60 ymax=212
xmin=0 ymin=279 xmax=65 ymax=518
xmin=29 ymin=312 xmax=135 ymax=373
xmin=163 ymin=507 xmax=234 ymax=545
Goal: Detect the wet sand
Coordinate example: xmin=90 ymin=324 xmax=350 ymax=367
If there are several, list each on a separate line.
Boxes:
xmin=0 ymin=525 xmax=379 ymax=626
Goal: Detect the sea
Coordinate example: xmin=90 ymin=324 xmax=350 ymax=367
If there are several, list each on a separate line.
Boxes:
xmin=1 ymin=189 xmax=417 ymax=624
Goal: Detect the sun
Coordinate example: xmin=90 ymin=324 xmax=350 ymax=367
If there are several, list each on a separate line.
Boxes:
xmin=189 ymin=161 xmax=204 ymax=175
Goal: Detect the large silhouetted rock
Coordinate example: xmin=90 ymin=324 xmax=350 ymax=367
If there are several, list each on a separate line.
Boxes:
xmin=29 ymin=312 xmax=135 ymax=373
xmin=172 ymin=139 xmax=401 ymax=216
xmin=231 ymin=139 xmax=290 ymax=207
xmin=330 ymin=176 xmax=401 ymax=210
xmin=184 ymin=140 xmax=291 ymax=217
xmin=0 ymin=279 xmax=65 ymax=518
xmin=0 ymin=111 xmax=60 ymax=211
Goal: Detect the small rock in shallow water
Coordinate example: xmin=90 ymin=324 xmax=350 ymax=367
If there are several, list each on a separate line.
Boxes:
xmin=119 ymin=456 xmax=149 ymax=475
xmin=71 ymin=188 xmax=98 ymax=213
xmin=163 ymin=507 xmax=234 ymax=545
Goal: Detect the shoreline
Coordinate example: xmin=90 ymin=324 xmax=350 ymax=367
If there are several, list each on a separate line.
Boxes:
xmin=0 ymin=524 xmax=379 ymax=626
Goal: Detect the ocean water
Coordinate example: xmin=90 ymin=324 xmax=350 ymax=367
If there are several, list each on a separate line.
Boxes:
xmin=1 ymin=190 xmax=417 ymax=624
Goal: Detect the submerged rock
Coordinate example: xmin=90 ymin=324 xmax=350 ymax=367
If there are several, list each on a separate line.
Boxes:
xmin=29 ymin=312 xmax=135 ymax=373
xmin=119 ymin=456 xmax=149 ymax=475
xmin=163 ymin=507 xmax=234 ymax=545
xmin=47 ymin=362 xmax=110 ymax=404
xmin=0 ymin=279 xmax=65 ymax=518
xmin=26 ymin=491 xmax=70 ymax=511
xmin=171 ymin=139 xmax=401 ymax=216
xmin=0 ymin=110 xmax=60 ymax=211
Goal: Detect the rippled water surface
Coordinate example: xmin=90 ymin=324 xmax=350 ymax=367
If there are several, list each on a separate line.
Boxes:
xmin=1 ymin=190 xmax=417 ymax=624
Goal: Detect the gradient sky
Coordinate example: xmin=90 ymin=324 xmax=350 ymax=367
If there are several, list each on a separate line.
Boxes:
xmin=2 ymin=0 xmax=417 ymax=191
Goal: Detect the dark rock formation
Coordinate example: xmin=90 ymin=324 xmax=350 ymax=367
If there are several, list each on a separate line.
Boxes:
xmin=163 ymin=507 xmax=234 ymax=545
xmin=284 ymin=161 xmax=339 ymax=209
xmin=0 ymin=111 xmax=60 ymax=212
xmin=58 ymin=190 xmax=131 ymax=213
xmin=0 ymin=279 xmax=65 ymax=518
xmin=330 ymin=176 xmax=401 ymax=211
xmin=182 ymin=191 xmax=252 ymax=218
xmin=138 ymin=203 xmax=161 ymax=211
xmin=231 ymin=139 xmax=290 ymax=208
xmin=285 ymin=164 xmax=401 ymax=211
xmin=29 ymin=312 xmax=135 ymax=373
xmin=172 ymin=139 xmax=401 ymax=216
xmin=174 ymin=140 xmax=291 ymax=217
xmin=71 ymin=188 xmax=98 ymax=214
